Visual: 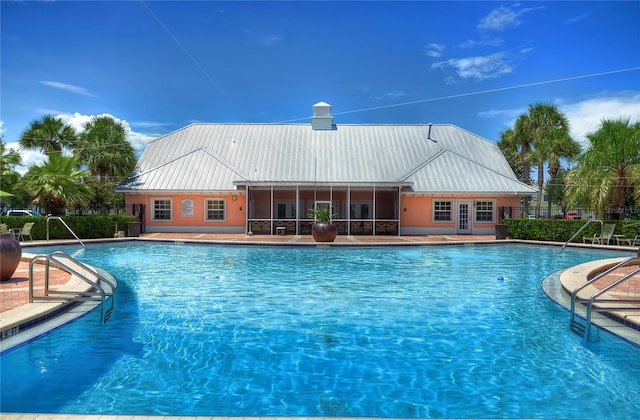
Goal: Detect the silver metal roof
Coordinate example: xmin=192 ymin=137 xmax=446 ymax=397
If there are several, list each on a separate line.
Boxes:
xmin=117 ymin=122 xmax=537 ymax=195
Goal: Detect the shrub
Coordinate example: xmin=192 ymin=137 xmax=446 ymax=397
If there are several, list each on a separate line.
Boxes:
xmin=0 ymin=215 xmax=136 ymax=240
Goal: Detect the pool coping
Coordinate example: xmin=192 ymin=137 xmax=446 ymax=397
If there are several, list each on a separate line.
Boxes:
xmin=1 ymin=237 xmax=639 ymax=419
xmin=0 ymin=255 xmax=112 ymax=353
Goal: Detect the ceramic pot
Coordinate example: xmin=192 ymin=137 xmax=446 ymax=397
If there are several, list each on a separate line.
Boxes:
xmin=1 ymin=233 xmax=22 ymax=281
xmin=311 ymin=222 xmax=337 ymax=242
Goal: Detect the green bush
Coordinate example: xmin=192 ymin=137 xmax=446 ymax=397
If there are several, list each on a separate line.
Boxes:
xmin=503 ymin=218 xmax=640 ymax=243
xmin=0 ymin=215 xmax=136 ymax=240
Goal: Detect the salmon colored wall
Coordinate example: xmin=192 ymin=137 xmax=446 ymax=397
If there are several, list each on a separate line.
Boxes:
xmin=126 ymin=193 xmax=245 ymax=229
xmin=127 ymin=191 xmax=526 ymax=234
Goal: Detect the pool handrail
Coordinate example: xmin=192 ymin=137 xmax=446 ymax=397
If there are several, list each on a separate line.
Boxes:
xmin=584 ymin=262 xmax=640 ymax=341
xmin=28 ymin=251 xmax=116 ymax=323
xmin=569 ymin=255 xmax=636 ymax=321
xmin=46 ymin=215 xmax=85 ymax=248
xmin=562 ymin=219 xmax=602 ymax=250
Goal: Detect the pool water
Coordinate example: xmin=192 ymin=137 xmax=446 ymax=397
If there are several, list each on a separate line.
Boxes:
xmin=1 ymin=242 xmax=639 ymax=418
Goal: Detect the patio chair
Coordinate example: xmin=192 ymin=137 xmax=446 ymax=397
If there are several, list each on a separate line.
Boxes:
xmin=618 ymin=235 xmax=640 ymax=246
xmin=583 ymin=223 xmax=616 ymax=245
xmin=11 ymin=221 xmax=35 ymax=242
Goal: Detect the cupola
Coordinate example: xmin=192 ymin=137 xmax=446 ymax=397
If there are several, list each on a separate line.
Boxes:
xmin=310 ymin=101 xmax=334 ymax=130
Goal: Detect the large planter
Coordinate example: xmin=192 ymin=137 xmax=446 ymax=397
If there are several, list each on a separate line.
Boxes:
xmin=312 ymin=222 xmax=337 ymax=242
xmin=1 ymin=233 xmax=22 ymax=281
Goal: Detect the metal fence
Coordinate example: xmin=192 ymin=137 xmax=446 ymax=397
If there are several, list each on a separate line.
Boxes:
xmin=500 ymin=206 xmax=640 ymax=221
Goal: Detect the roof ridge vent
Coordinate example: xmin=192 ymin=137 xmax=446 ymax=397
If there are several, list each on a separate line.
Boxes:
xmin=310 ymin=101 xmax=334 ymax=130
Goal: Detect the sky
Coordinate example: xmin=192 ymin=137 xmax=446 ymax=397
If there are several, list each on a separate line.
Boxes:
xmin=1 ymin=1 xmax=639 ymax=174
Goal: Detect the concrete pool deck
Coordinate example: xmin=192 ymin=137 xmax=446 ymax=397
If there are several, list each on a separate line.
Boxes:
xmin=1 ymin=234 xmax=639 ymax=419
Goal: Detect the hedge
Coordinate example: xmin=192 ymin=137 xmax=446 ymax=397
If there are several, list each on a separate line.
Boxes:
xmin=503 ymin=218 xmax=640 ymax=243
xmin=0 ymin=215 xmax=136 ymax=240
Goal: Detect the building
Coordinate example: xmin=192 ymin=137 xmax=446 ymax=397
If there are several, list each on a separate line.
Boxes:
xmin=116 ymin=102 xmax=536 ymax=235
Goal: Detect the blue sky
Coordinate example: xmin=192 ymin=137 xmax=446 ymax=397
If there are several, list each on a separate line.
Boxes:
xmin=2 ymin=1 xmax=639 ymax=173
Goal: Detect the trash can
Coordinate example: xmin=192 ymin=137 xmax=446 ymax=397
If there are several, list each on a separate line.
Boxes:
xmin=126 ymin=221 xmax=141 ymax=237
xmin=495 ymin=224 xmax=507 ymax=240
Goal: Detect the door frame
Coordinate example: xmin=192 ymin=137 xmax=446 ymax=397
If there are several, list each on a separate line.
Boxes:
xmin=456 ymin=200 xmax=473 ymax=234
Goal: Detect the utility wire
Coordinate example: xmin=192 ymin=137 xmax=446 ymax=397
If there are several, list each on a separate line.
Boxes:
xmin=139 ymin=0 xmax=228 ymax=100
xmin=280 ymin=67 xmax=640 ymax=122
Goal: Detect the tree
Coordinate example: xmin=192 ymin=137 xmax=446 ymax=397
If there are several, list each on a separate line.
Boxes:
xmin=518 ymin=103 xmax=573 ymax=218
xmin=76 ymin=116 xmax=136 ymax=182
xmin=1 ymin=138 xmax=22 ymax=194
xmin=20 ymin=154 xmax=92 ymax=215
xmin=19 ymin=115 xmax=77 ymax=156
xmin=565 ymin=117 xmax=640 ymax=219
xmin=498 ymin=115 xmax=534 ymax=215
xmin=497 ymin=127 xmax=524 ymax=181
xmin=529 ymin=126 xmax=581 ymax=217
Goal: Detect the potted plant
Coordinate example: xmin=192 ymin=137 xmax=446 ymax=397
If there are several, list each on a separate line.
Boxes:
xmin=309 ymin=206 xmax=337 ymax=242
xmin=1 ymin=229 xmax=22 ymax=281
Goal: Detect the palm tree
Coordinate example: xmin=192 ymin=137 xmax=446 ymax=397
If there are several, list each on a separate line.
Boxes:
xmin=528 ymin=126 xmax=581 ymax=217
xmin=519 ymin=103 xmax=571 ymax=218
xmin=565 ymin=117 xmax=640 ymax=219
xmin=1 ymin=139 xmax=22 ymax=194
xmin=76 ymin=116 xmax=136 ymax=182
xmin=498 ymin=115 xmax=534 ymax=216
xmin=20 ymin=154 xmax=92 ymax=215
xmin=19 ymin=115 xmax=77 ymax=156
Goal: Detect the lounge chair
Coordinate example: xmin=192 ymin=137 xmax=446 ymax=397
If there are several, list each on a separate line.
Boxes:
xmin=10 ymin=221 xmax=35 ymax=242
xmin=583 ymin=223 xmax=615 ymax=245
xmin=617 ymin=235 xmax=640 ymax=246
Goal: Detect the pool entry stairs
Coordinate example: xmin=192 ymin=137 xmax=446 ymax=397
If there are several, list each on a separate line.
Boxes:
xmin=29 ymin=250 xmax=117 ymax=323
xmin=569 ymin=255 xmax=640 ymax=341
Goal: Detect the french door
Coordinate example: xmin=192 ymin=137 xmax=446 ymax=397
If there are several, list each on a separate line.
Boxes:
xmin=457 ymin=200 xmax=472 ymax=234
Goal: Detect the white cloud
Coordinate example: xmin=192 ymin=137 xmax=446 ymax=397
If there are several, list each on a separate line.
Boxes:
xmin=40 ymin=80 xmax=96 ymax=97
xmin=243 ymin=28 xmax=283 ymax=46
xmin=13 ymin=112 xmax=158 ymax=175
xmin=481 ymin=92 xmax=640 ymax=149
xmin=477 ymin=5 xmax=541 ymax=32
xmin=565 ymin=12 xmax=592 ymax=25
xmin=460 ymin=37 xmax=504 ymax=48
xmin=432 ymin=52 xmax=513 ymax=81
xmin=368 ymin=91 xmax=406 ymax=101
xmin=0 ymin=120 xmax=5 ymax=136
xmin=424 ymin=43 xmax=446 ymax=58
xmin=560 ymin=92 xmax=640 ymax=148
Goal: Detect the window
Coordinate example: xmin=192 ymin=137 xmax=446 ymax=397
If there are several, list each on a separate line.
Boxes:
xmin=275 ymin=201 xmax=296 ymax=218
xmin=181 ymin=199 xmax=194 ymax=217
xmin=350 ymin=201 xmax=372 ymax=219
xmin=205 ymin=199 xmax=225 ymax=221
xmin=434 ymin=201 xmax=452 ymax=221
xmin=152 ymin=199 xmax=172 ymax=221
xmin=475 ymin=201 xmax=494 ymax=222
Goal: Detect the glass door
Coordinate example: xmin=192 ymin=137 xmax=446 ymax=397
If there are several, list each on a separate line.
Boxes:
xmin=457 ymin=200 xmax=472 ymax=234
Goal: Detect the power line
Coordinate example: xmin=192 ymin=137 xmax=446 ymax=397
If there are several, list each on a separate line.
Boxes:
xmin=280 ymin=67 xmax=640 ymax=122
xmin=139 ymin=0 xmax=228 ymax=100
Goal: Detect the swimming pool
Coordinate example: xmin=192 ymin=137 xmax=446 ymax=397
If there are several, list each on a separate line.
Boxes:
xmin=1 ymin=242 xmax=639 ymax=418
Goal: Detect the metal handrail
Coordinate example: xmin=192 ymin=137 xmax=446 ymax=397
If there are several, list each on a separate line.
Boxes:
xmin=585 ymin=264 xmax=640 ymax=340
xmin=29 ymin=252 xmax=115 ymax=322
xmin=562 ymin=219 xmax=602 ymax=250
xmin=50 ymin=250 xmax=116 ymax=293
xmin=569 ymin=256 xmax=636 ymax=321
xmin=46 ymin=216 xmax=85 ymax=248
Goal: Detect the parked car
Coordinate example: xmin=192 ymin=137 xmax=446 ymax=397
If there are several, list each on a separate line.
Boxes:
xmin=564 ymin=212 xmax=581 ymax=220
xmin=5 ymin=210 xmax=43 ymax=217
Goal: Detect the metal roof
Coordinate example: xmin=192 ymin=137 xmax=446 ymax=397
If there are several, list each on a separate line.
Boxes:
xmin=117 ymin=122 xmax=537 ymax=195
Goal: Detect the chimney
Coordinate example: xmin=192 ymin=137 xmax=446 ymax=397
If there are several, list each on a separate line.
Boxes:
xmin=310 ymin=101 xmax=334 ymax=130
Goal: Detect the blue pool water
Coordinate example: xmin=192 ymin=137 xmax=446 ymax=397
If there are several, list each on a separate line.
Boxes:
xmin=1 ymin=242 xmax=639 ymax=418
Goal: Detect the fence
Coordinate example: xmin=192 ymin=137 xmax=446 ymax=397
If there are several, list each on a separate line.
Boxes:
xmin=500 ymin=206 xmax=640 ymax=221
